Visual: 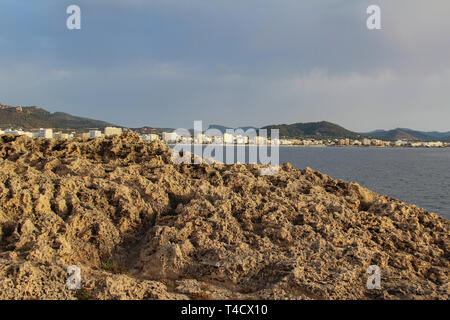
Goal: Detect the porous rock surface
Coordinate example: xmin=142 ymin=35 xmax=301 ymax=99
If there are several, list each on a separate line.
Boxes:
xmin=0 ymin=133 xmax=448 ymax=300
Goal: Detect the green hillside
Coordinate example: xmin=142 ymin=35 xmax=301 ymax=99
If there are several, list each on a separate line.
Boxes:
xmin=262 ymin=121 xmax=362 ymax=139
xmin=0 ymin=104 xmax=116 ymax=130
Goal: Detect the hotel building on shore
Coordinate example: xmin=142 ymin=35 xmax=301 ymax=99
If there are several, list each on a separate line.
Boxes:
xmin=142 ymin=133 xmax=160 ymax=142
xmin=162 ymin=132 xmax=179 ymax=143
xmin=104 ymin=126 xmax=123 ymax=137
xmin=89 ymin=130 xmax=102 ymax=138
xmin=38 ymin=128 xmax=53 ymax=139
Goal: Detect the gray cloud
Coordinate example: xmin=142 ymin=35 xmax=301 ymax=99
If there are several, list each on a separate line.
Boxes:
xmin=0 ymin=0 xmax=449 ymax=131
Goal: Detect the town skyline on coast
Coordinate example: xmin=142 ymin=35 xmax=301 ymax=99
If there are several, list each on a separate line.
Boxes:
xmin=1 ymin=101 xmax=450 ymax=138
xmin=1 ymin=104 xmax=449 ymax=149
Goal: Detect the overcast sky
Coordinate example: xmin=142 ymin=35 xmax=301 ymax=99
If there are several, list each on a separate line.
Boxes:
xmin=0 ymin=0 xmax=449 ymax=131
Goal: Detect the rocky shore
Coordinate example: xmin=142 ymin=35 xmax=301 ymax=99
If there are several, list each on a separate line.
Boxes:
xmin=0 ymin=133 xmax=448 ymax=300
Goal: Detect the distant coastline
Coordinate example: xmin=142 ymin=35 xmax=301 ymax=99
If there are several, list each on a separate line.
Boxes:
xmin=1 ymin=103 xmax=449 ymax=148
xmin=167 ymin=142 xmax=449 ymax=149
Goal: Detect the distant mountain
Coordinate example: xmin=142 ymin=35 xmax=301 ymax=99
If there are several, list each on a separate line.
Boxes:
xmin=262 ymin=121 xmax=362 ymax=139
xmin=207 ymin=124 xmax=259 ymax=133
xmin=364 ymin=128 xmax=450 ymax=141
xmin=426 ymin=132 xmax=450 ymax=140
xmin=0 ymin=104 xmax=117 ymax=130
xmin=130 ymin=126 xmax=161 ymax=135
xmin=155 ymin=128 xmax=177 ymax=133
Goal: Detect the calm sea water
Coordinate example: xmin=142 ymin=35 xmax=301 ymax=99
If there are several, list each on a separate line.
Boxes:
xmin=175 ymin=145 xmax=450 ymax=219
xmin=279 ymin=147 xmax=450 ymax=219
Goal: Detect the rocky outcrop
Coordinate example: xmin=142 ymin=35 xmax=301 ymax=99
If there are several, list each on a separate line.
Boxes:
xmin=0 ymin=133 xmax=448 ymax=300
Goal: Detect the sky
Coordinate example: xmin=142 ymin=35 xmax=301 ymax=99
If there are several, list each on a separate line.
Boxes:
xmin=0 ymin=0 xmax=449 ymax=132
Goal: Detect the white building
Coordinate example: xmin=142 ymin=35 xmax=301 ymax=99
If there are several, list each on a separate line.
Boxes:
xmin=249 ymin=136 xmax=267 ymax=145
xmin=425 ymin=141 xmax=444 ymax=148
xmin=4 ymin=128 xmax=21 ymax=136
xmin=212 ymin=136 xmax=223 ymax=144
xmin=395 ymin=140 xmax=408 ymax=147
xmin=89 ymin=130 xmax=102 ymax=138
xmin=54 ymin=131 xmax=71 ymax=140
xmin=180 ymin=136 xmax=192 ymax=144
xmin=371 ymin=139 xmax=383 ymax=146
xmin=16 ymin=130 xmax=32 ymax=137
xmin=410 ymin=142 xmax=424 ymax=147
xmin=235 ymin=135 xmax=249 ymax=144
xmin=279 ymin=139 xmax=293 ymax=145
xmin=194 ymin=133 xmax=212 ymax=144
xmin=162 ymin=132 xmax=179 ymax=143
xmin=104 ymin=127 xmax=122 ymax=137
xmin=194 ymin=133 xmax=214 ymax=144
xmin=271 ymin=138 xmax=280 ymax=145
xmin=223 ymin=133 xmax=234 ymax=144
xmin=194 ymin=133 xmax=205 ymax=144
xmin=38 ymin=128 xmax=53 ymax=139
xmin=142 ymin=134 xmax=160 ymax=142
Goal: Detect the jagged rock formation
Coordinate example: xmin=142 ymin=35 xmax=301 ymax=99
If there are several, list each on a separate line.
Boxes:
xmin=0 ymin=133 xmax=448 ymax=300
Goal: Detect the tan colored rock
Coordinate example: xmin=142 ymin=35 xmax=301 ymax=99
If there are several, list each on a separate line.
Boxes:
xmin=0 ymin=133 xmax=448 ymax=300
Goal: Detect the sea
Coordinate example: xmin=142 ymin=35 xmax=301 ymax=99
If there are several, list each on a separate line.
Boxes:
xmin=279 ymin=146 xmax=450 ymax=219
xmin=173 ymin=145 xmax=450 ymax=219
